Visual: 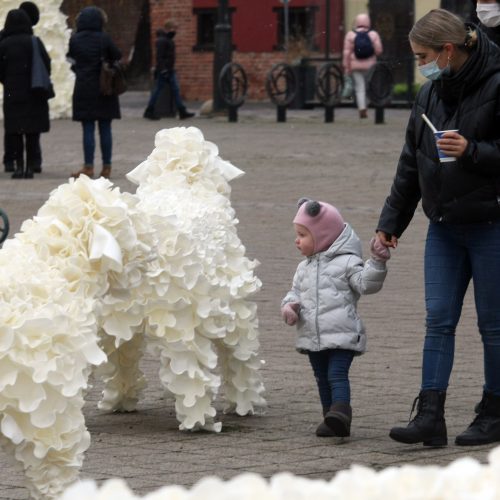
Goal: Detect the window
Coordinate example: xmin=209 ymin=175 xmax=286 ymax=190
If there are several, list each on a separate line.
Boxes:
xmin=193 ymin=8 xmax=235 ymax=51
xmin=273 ymin=6 xmax=319 ymax=51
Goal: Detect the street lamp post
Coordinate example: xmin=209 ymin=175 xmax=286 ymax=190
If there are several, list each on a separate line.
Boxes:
xmin=283 ymin=0 xmax=289 ymax=55
xmin=212 ymin=0 xmax=232 ymax=112
xmin=325 ymin=0 xmax=330 ymax=60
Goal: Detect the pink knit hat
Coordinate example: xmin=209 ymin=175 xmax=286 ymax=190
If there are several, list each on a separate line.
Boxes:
xmin=293 ymin=198 xmax=345 ymax=253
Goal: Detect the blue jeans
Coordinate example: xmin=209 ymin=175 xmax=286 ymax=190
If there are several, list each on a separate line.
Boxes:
xmin=82 ymin=120 xmax=112 ymax=166
xmin=422 ymin=221 xmax=500 ymax=396
xmin=147 ymin=70 xmax=184 ymax=110
xmin=308 ymin=349 xmax=355 ymax=410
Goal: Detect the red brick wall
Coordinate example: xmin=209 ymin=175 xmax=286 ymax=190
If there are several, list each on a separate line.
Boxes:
xmin=150 ymin=0 xmax=343 ymax=102
xmin=61 ymin=0 xmax=344 ymax=101
xmin=61 ymin=0 xmax=144 ymax=59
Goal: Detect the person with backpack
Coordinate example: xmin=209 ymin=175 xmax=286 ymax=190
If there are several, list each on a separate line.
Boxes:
xmin=342 ymin=13 xmax=383 ymax=119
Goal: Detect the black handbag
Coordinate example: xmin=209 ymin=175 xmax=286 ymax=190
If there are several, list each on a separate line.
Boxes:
xmin=31 ymin=36 xmax=55 ymax=99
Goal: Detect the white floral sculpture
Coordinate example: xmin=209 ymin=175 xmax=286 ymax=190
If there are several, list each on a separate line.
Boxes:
xmin=0 ymin=0 xmax=74 ymax=118
xmin=58 ymin=445 xmax=500 ymax=500
xmin=0 ymin=127 xmax=265 ymax=499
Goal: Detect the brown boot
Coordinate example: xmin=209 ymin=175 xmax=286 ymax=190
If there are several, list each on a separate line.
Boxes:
xmin=359 ymin=109 xmax=368 ymax=119
xmin=316 ymin=407 xmax=336 ymax=437
xmin=325 ymin=402 xmax=352 ymax=437
xmin=99 ymin=165 xmax=112 ymax=179
xmin=71 ymin=165 xmax=94 ymax=178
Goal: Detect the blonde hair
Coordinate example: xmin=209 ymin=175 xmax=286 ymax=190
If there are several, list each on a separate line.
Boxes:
xmin=409 ymin=8 xmax=473 ymax=51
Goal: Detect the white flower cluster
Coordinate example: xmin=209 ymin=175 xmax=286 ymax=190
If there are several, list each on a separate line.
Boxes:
xmin=58 ymin=446 xmax=500 ymax=500
xmin=0 ymin=126 xmax=265 ymax=499
xmin=125 ymin=127 xmax=265 ymax=430
xmin=0 ymin=0 xmax=73 ymax=118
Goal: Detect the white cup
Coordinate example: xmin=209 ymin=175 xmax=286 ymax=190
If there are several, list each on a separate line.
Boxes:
xmin=434 ymin=130 xmax=459 ymax=163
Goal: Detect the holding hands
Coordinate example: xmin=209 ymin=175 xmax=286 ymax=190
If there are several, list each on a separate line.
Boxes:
xmin=370 ymin=236 xmax=391 ymax=262
xmin=281 ymin=302 xmax=300 ymax=326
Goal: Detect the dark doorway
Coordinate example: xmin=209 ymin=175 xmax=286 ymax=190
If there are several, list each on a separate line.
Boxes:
xmin=441 ymin=0 xmax=475 ymax=21
xmin=126 ymin=0 xmax=152 ymax=88
xmin=369 ymin=0 xmax=414 ymax=86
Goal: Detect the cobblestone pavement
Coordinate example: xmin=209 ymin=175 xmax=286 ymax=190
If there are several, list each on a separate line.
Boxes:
xmin=0 ymin=94 xmax=494 ymax=498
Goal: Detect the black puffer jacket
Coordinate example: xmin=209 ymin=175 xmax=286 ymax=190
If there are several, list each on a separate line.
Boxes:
xmin=155 ymin=29 xmax=175 ymax=73
xmin=0 ymin=9 xmax=50 ymax=134
xmin=67 ymin=6 xmax=121 ymax=121
xmin=378 ymin=27 xmax=500 ymax=237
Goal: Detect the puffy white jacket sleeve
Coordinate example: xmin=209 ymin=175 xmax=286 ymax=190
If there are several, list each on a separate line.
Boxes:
xmin=346 ymin=256 xmax=387 ymax=295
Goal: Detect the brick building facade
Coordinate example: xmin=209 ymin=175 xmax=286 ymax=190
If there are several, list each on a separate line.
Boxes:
xmin=61 ymin=0 xmax=344 ymax=102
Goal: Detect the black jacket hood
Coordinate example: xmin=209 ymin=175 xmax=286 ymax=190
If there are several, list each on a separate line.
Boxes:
xmin=19 ymin=1 xmax=40 ymax=26
xmin=3 ymin=9 xmax=32 ymax=37
xmin=76 ymin=6 xmax=104 ymax=32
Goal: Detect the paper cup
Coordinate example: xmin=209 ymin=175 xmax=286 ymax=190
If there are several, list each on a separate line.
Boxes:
xmin=434 ymin=130 xmax=459 ymax=163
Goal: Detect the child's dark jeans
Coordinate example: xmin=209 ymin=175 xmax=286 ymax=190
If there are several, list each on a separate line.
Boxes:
xmin=308 ymin=348 xmax=355 ymax=409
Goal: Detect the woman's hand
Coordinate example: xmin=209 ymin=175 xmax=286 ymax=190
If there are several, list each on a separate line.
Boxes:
xmin=436 ymin=131 xmax=468 ymax=158
xmin=376 ymin=230 xmax=398 ymax=249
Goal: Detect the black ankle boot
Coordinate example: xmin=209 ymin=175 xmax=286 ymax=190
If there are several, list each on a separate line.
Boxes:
xmin=24 ymin=165 xmax=34 ymax=179
xmin=389 ymin=390 xmax=447 ymax=446
xmin=179 ymin=107 xmax=195 ymax=119
xmin=11 ymin=161 xmax=24 ymax=179
xmin=143 ymin=106 xmax=159 ymax=120
xmin=324 ymin=401 xmax=352 ymax=437
xmin=456 ymin=391 xmax=500 ymax=446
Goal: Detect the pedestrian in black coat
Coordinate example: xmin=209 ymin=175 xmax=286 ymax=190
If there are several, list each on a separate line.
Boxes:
xmin=376 ymin=8 xmax=500 ymax=449
xmin=0 ymin=8 xmax=50 ymax=179
xmin=143 ymin=20 xmax=195 ymax=120
xmin=67 ymin=6 xmax=121 ymax=179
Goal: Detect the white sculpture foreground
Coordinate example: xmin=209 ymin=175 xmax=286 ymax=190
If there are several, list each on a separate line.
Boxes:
xmin=58 ymin=446 xmax=500 ymax=499
xmin=0 ymin=127 xmax=265 ymax=499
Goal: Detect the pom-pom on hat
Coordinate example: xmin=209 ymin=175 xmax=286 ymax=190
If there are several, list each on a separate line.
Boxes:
xmin=293 ymin=198 xmax=345 ymax=253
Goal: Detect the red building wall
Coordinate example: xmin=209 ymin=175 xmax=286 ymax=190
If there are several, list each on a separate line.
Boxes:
xmin=149 ymin=0 xmax=344 ymax=101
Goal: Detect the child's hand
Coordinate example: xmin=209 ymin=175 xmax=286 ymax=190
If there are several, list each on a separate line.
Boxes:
xmin=281 ymin=302 xmax=300 ymax=326
xmin=370 ymin=237 xmax=391 ymax=262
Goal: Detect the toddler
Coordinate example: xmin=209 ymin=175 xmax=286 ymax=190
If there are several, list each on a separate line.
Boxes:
xmin=281 ymin=198 xmax=390 ymax=438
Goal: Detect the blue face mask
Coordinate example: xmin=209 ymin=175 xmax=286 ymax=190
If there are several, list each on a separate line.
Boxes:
xmin=418 ymin=52 xmax=449 ymax=81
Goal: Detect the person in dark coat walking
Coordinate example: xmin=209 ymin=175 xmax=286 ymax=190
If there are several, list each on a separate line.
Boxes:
xmin=67 ymin=6 xmax=121 ymax=179
xmin=143 ymin=20 xmax=194 ymax=120
xmin=0 ymin=8 xmax=50 ymax=179
xmin=375 ymin=9 xmax=500 ymax=448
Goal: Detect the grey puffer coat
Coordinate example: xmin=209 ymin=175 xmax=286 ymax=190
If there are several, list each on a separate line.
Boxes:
xmin=281 ymin=224 xmax=387 ymax=355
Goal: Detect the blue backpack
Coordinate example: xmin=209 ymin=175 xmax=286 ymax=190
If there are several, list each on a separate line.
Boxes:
xmin=353 ymin=30 xmax=374 ymax=59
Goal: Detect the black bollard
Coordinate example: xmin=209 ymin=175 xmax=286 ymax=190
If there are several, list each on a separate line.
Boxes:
xmin=375 ymin=107 xmax=385 ymax=124
xmin=324 ymin=106 xmax=334 ymax=123
xmin=277 ymin=106 xmax=287 ymax=122
xmin=228 ymin=106 xmax=238 ymax=122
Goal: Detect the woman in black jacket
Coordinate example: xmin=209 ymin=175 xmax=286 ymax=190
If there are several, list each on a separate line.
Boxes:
xmin=0 ymin=8 xmax=50 ymax=179
xmin=68 ymin=6 xmax=121 ymax=179
xmin=376 ymin=9 xmax=500 ymax=448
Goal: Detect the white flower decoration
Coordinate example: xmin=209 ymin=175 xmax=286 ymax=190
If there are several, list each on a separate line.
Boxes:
xmin=0 ymin=127 xmax=265 ymax=498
